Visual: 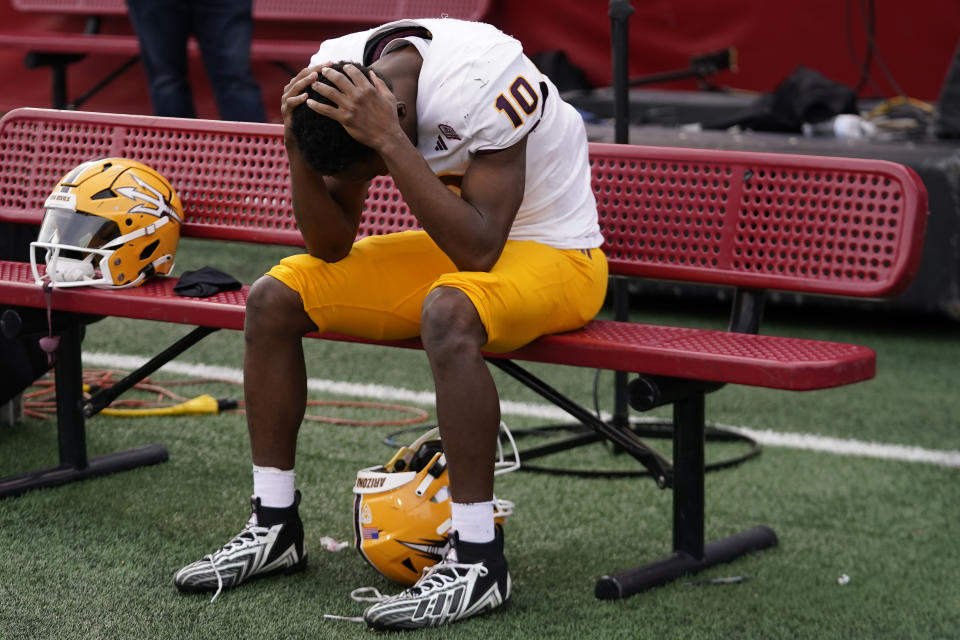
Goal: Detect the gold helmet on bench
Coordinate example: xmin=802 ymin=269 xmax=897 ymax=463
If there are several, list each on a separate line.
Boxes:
xmin=30 ymin=157 xmax=183 ymax=289
xmin=352 ymin=424 xmax=519 ymax=585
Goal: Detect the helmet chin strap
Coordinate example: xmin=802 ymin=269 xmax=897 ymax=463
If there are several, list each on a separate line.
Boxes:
xmin=38 ymin=282 xmax=60 ymax=366
xmin=105 ymin=253 xmax=174 ymax=289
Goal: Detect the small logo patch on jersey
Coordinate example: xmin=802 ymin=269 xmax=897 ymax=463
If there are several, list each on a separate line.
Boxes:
xmin=434 ymin=135 xmax=448 ymax=151
xmin=438 ymin=124 xmax=461 ymax=140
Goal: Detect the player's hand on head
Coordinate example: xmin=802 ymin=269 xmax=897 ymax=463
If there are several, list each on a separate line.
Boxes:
xmin=281 ymin=63 xmax=330 ymax=129
xmin=307 ymin=64 xmax=402 ymax=151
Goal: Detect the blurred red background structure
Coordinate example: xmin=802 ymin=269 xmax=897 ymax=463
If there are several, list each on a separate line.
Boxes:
xmin=0 ymin=0 xmax=956 ymax=120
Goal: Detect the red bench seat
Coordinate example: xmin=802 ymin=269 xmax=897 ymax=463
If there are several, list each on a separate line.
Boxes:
xmin=0 ymin=261 xmax=875 ymax=390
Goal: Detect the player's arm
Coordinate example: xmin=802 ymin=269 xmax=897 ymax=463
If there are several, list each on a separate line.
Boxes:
xmin=282 ymin=66 xmax=368 ymax=262
xmin=309 ymin=63 xmax=526 ymax=272
xmin=372 ymin=127 xmax=525 ymax=272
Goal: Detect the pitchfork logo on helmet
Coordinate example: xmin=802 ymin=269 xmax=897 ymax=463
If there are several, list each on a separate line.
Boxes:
xmin=30 ymin=157 xmax=183 ymax=289
xmin=352 ymin=424 xmax=519 ymax=585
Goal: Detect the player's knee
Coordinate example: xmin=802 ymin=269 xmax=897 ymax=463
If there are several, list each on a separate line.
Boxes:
xmin=420 ymin=287 xmax=485 ymax=355
xmin=245 ymin=275 xmax=313 ymax=337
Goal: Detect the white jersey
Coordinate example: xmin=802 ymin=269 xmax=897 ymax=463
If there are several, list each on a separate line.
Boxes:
xmin=310 ymin=18 xmax=603 ymax=249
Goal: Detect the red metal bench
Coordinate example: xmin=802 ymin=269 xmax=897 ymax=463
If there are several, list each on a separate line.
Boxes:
xmin=0 ymin=107 xmax=928 ymax=598
xmin=0 ymin=0 xmax=491 ymax=109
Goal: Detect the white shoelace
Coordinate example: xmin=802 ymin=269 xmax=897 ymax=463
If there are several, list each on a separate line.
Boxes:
xmin=205 ymin=524 xmax=258 ymax=604
xmin=207 ymin=554 xmax=224 ymax=604
xmin=321 ymin=588 xmax=385 ymax=623
xmin=409 ymin=562 xmax=488 ymax=596
xmin=349 ymin=586 xmax=388 ymax=602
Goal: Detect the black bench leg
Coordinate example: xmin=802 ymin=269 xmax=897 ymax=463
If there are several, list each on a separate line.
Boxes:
xmin=0 ymin=323 xmax=168 ymax=499
xmin=595 ymin=393 xmax=778 ymax=599
xmin=24 ymin=54 xmax=74 ymax=110
xmin=673 ymin=392 xmax=705 ymax=554
xmin=56 ymin=319 xmax=89 ymax=469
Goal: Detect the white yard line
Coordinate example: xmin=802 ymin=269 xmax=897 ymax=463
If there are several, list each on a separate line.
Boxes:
xmin=724 ymin=427 xmax=960 ymax=467
xmin=83 ymin=351 xmax=960 ymax=469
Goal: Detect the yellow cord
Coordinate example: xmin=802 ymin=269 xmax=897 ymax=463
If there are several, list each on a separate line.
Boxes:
xmin=99 ymin=394 xmax=221 ymax=417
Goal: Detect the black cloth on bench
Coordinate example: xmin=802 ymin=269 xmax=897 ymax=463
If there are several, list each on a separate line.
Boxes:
xmin=173 ymin=266 xmax=241 ymax=298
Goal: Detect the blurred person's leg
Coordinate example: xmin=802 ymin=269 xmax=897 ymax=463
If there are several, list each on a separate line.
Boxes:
xmin=192 ymin=0 xmax=267 ymax=122
xmin=126 ymin=0 xmax=195 ymax=117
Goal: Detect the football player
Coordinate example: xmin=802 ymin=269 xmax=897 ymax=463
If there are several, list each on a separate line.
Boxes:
xmin=172 ymin=18 xmax=607 ymax=629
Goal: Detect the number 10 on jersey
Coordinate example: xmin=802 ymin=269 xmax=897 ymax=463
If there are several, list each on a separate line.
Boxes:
xmin=495 ymin=76 xmax=539 ymax=128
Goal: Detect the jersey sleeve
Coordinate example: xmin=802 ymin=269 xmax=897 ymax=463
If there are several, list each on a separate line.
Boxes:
xmin=463 ymin=42 xmax=545 ymax=154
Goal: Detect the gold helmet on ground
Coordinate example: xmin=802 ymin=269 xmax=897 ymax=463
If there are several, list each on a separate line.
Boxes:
xmin=353 ymin=425 xmax=519 ymax=585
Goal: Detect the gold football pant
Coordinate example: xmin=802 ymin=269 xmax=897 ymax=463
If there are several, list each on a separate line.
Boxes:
xmin=267 ymin=230 xmax=608 ymax=353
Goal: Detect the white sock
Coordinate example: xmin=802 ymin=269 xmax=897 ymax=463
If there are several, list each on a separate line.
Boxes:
xmin=451 ymin=501 xmax=495 ymax=544
xmin=252 ymin=465 xmax=296 ymax=509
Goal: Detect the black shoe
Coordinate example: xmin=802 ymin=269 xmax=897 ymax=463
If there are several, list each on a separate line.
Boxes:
xmin=172 ymin=490 xmax=307 ymax=596
xmin=363 ymin=527 xmax=511 ymax=630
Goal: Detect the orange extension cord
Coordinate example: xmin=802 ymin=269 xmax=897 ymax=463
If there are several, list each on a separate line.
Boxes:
xmin=23 ymin=369 xmax=430 ymax=427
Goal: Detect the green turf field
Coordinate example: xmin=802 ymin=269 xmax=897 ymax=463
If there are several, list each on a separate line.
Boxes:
xmin=1 ymin=237 xmax=958 ymax=639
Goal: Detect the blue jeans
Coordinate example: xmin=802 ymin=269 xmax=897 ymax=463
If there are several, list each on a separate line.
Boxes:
xmin=126 ymin=0 xmax=266 ymax=122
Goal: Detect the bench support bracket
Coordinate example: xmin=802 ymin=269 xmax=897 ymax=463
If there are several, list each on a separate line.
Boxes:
xmin=83 ymin=325 xmax=219 ymax=417
xmin=24 ymin=52 xmax=140 ymax=110
xmin=486 ymin=357 xmax=673 ymax=487
xmin=0 ymin=322 xmax=168 ymax=498
xmin=0 ymin=323 xmax=221 ymax=499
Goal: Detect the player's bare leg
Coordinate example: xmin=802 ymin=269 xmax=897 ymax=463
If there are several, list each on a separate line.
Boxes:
xmin=420 ymin=286 xmax=499 ymax=502
xmin=172 ymin=275 xmax=313 ymax=597
xmin=363 ymin=285 xmax=511 ymax=630
xmin=243 ymin=274 xmax=318 ymax=469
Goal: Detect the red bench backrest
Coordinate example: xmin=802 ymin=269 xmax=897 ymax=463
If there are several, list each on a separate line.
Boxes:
xmin=0 ymin=108 xmax=927 ymax=298
xmin=589 ymin=142 xmax=927 ymax=296
xmin=12 ymin=0 xmax=491 ymax=21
